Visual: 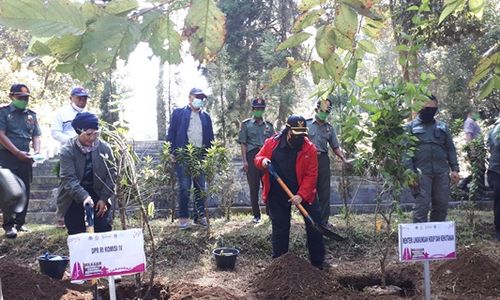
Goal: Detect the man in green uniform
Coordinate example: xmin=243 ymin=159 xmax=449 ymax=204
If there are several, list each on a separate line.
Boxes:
xmin=406 ymin=95 xmax=460 ymax=223
xmin=237 ymin=97 xmax=275 ymax=223
xmin=486 ymin=115 xmax=500 ymax=241
xmin=0 ymin=84 xmax=41 ymax=238
xmin=306 ymin=96 xmax=350 ymax=227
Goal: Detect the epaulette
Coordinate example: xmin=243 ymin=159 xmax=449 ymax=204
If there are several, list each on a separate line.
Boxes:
xmin=0 ymin=103 xmax=9 ymax=109
xmin=27 ymin=108 xmax=37 ymax=114
xmin=242 ymin=118 xmax=252 ymax=123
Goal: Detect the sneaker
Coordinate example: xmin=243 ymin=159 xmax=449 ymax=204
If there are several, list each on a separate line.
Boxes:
xmin=178 ymin=218 xmax=191 ymax=230
xmin=196 ymin=217 xmax=208 ymax=227
xmin=252 ymin=217 xmax=261 ymax=224
xmin=15 ymin=225 xmax=29 ymax=232
xmin=55 ymin=220 xmax=65 ymax=229
xmin=5 ymin=227 xmax=17 ymax=238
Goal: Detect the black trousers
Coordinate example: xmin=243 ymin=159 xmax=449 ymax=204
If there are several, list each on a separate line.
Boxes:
xmin=246 ymin=149 xmax=264 ymax=218
xmin=316 ymin=153 xmax=331 ymax=225
xmin=268 ymin=194 xmax=325 ymax=267
xmin=487 ymin=171 xmax=500 ymax=233
xmin=0 ymin=150 xmax=31 ymax=230
xmin=65 ymin=189 xmax=112 ymax=235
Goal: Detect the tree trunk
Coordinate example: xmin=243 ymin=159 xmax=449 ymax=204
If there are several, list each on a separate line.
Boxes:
xmin=156 ymin=61 xmax=167 ymax=140
xmin=99 ymin=72 xmax=119 ymax=125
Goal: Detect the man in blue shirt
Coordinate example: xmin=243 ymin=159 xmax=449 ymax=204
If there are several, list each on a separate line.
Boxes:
xmin=167 ymin=88 xmax=214 ymax=229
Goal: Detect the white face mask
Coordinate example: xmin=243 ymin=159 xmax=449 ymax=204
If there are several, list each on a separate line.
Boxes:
xmin=71 ymin=102 xmax=84 ymax=113
xmin=192 ymin=98 xmax=205 ymax=109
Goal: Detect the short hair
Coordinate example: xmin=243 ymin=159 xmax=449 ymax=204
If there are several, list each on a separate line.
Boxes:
xmin=427 ymin=94 xmax=438 ymax=104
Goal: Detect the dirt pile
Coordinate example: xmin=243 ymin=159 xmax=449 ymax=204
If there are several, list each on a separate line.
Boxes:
xmin=0 ymin=261 xmax=91 ymax=300
xmin=251 ymin=253 xmax=344 ymax=300
xmin=433 ymin=248 xmax=500 ymax=297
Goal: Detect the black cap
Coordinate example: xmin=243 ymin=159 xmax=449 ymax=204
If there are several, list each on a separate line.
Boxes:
xmin=9 ymin=84 xmax=30 ymax=97
xmin=251 ymin=97 xmax=266 ymax=108
xmin=286 ymin=114 xmax=308 ymax=136
xmin=189 ymin=87 xmax=207 ymax=99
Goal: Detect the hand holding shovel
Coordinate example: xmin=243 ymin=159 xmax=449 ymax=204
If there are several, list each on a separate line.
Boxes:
xmin=267 ymin=163 xmax=345 ymax=241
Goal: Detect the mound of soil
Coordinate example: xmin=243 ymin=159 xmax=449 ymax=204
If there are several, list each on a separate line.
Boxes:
xmin=0 ymin=261 xmax=91 ymax=300
xmin=433 ymin=248 xmax=500 ymax=297
xmin=251 ymin=253 xmax=344 ymax=300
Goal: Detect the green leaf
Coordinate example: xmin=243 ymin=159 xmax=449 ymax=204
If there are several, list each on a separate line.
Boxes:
xmin=47 ymin=35 xmax=82 ymax=60
xmin=270 ymin=67 xmax=289 ymax=86
xmin=478 ymin=75 xmax=495 ymax=99
xmin=335 ymin=4 xmax=358 ymax=39
xmin=184 ymin=0 xmax=226 ymax=62
xmin=55 ymin=63 xmax=74 ymax=73
xmin=469 ymin=56 xmax=492 ymax=86
xmin=81 ymin=2 xmax=102 ymax=23
xmin=292 ymin=9 xmax=323 ymax=33
xmin=406 ymin=5 xmax=419 ymax=11
xmin=310 ymin=60 xmax=328 ymax=84
xmin=394 ymin=44 xmax=410 ymax=52
xmin=315 ymin=26 xmax=335 ymax=60
xmin=73 ymin=62 xmax=91 ymax=82
xmin=276 ymin=32 xmax=312 ymax=51
xmin=468 ymin=0 xmax=484 ymax=19
xmin=0 ymin=0 xmax=86 ymax=37
xmin=118 ymin=22 xmax=141 ymax=60
xmin=340 ymin=0 xmax=383 ymax=20
xmin=149 ymin=15 xmax=182 ymax=64
xmin=297 ymin=0 xmax=323 ymax=13
xmin=29 ymin=40 xmax=52 ymax=55
xmin=332 ymin=29 xmax=354 ymax=52
xmin=324 ymin=53 xmax=343 ymax=83
xmin=346 ymin=59 xmax=358 ymax=80
xmin=438 ymin=0 xmax=464 ymax=25
xmin=358 ymin=39 xmax=377 ymax=54
xmin=105 ymin=0 xmax=139 ymax=15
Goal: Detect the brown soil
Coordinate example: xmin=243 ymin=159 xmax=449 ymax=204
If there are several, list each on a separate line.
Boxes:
xmin=250 ymin=253 xmax=347 ymax=300
xmin=433 ymin=248 xmax=500 ymax=297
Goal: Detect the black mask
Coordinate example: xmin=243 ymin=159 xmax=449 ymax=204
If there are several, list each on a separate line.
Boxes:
xmin=419 ymin=107 xmax=438 ymax=123
xmin=288 ymin=136 xmax=304 ymax=149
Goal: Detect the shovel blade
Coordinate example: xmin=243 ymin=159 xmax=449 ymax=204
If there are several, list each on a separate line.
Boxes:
xmin=314 ymin=223 xmax=346 ymax=241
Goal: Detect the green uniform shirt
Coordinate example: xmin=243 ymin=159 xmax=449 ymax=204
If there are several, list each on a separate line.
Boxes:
xmin=237 ymin=118 xmax=274 ymax=152
xmin=405 ymin=117 xmax=459 ymax=175
xmin=306 ymin=118 xmax=340 ymax=153
xmin=0 ymin=103 xmax=42 ymax=152
xmin=487 ymin=118 xmax=500 ymax=174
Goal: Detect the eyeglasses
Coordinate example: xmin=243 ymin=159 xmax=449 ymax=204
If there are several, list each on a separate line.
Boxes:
xmin=82 ymin=130 xmax=100 ymax=138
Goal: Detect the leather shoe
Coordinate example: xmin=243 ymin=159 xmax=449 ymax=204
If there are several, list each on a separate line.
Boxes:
xmin=5 ymin=227 xmax=17 ymax=239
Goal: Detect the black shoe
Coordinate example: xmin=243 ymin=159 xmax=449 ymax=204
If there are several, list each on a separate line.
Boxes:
xmin=15 ymin=225 xmax=29 ymax=232
xmin=4 ymin=227 xmax=17 ymax=239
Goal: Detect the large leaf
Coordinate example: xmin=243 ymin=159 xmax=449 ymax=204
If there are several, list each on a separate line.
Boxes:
xmin=297 ymin=0 xmax=324 ymax=13
xmin=78 ymin=15 xmax=140 ymax=71
xmin=47 ymin=35 xmax=82 ymax=60
xmin=333 ymin=28 xmax=354 ymax=52
xmin=184 ymin=0 xmax=226 ymax=62
xmin=478 ymin=75 xmax=495 ymax=99
xmin=310 ymin=60 xmax=328 ymax=84
xmin=292 ymin=9 xmax=324 ymax=33
xmin=324 ymin=53 xmax=343 ymax=83
xmin=438 ymin=0 xmax=465 ymax=25
xmin=0 ymin=0 xmax=86 ymax=37
xmin=105 ymin=0 xmax=139 ymax=15
xmin=358 ymin=39 xmax=377 ymax=54
xmin=315 ymin=26 xmax=335 ymax=60
xmin=149 ymin=15 xmax=182 ymax=64
xmin=29 ymin=39 xmax=52 ymax=56
xmin=269 ymin=67 xmax=289 ymax=87
xmin=362 ymin=18 xmax=384 ymax=38
xmin=469 ymin=53 xmax=497 ymax=86
xmin=468 ymin=0 xmax=484 ymax=19
xmin=55 ymin=62 xmax=91 ymax=81
xmin=276 ymin=32 xmax=312 ymax=51
xmin=340 ymin=0 xmax=383 ymax=21
xmin=335 ymin=4 xmax=358 ymax=39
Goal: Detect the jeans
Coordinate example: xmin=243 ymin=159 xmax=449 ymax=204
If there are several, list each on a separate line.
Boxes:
xmin=487 ymin=171 xmax=500 ymax=232
xmin=176 ymin=163 xmax=206 ymax=220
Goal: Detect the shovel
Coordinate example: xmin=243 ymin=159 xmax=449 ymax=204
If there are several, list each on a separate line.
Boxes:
xmin=85 ymin=204 xmax=102 ymax=300
xmin=267 ymin=164 xmax=345 ymax=241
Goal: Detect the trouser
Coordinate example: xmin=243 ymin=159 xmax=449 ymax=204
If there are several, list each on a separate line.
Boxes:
xmin=487 ymin=171 xmax=500 ymax=233
xmin=268 ymin=193 xmax=325 ymax=267
xmin=176 ymin=162 xmax=206 ymax=221
xmin=412 ymin=172 xmax=450 ymax=223
xmin=64 ymin=188 xmax=112 ymax=235
xmin=246 ymin=149 xmax=264 ymax=218
xmin=316 ymin=153 xmax=331 ymax=225
xmin=0 ymin=150 xmax=31 ymax=230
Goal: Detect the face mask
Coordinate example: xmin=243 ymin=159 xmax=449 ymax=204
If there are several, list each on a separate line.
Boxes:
xmin=253 ymin=110 xmax=264 ymax=118
xmin=71 ymin=102 xmax=84 ymax=112
xmin=192 ymin=98 xmax=205 ymax=109
xmin=316 ymin=111 xmax=329 ymax=121
xmin=12 ymin=99 xmax=28 ymax=110
xmin=419 ymin=107 xmax=438 ymax=123
xmin=288 ymin=136 xmax=305 ymax=149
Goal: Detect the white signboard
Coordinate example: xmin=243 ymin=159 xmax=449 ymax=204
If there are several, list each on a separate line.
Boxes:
xmin=68 ymin=228 xmax=146 ymax=280
xmin=398 ymin=221 xmax=456 ymax=262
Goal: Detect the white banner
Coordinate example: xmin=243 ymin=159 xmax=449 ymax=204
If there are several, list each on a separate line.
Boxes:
xmin=398 ymin=221 xmax=456 ymax=262
xmin=68 ymin=228 xmax=146 ymax=280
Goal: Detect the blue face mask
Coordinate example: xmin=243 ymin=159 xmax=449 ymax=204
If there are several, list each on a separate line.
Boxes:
xmin=192 ymin=98 xmax=205 ymax=109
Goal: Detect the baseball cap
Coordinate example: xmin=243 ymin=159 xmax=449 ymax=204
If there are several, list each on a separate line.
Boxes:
xmin=71 ymin=87 xmax=89 ymax=97
xmin=286 ymin=114 xmax=308 ymax=136
xmin=251 ymin=97 xmax=266 ymax=108
xmin=189 ymin=87 xmax=207 ymax=99
xmin=9 ymin=84 xmax=30 ymax=97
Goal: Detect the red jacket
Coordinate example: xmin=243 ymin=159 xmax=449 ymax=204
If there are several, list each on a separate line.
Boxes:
xmin=254 ymin=135 xmax=318 ymax=204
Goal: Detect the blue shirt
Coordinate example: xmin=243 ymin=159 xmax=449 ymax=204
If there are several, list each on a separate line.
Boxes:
xmin=167 ymin=106 xmax=214 ymax=153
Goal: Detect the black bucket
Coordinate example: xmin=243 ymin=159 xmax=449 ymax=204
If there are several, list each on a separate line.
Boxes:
xmin=213 ymin=247 xmax=239 ymax=270
xmin=38 ymin=255 xmax=69 ymax=280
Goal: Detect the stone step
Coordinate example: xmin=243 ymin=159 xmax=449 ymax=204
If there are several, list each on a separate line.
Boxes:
xmin=26 ymin=212 xmax=57 ymax=224
xmin=28 ymin=199 xmax=57 ymax=213
xmin=31 ymin=189 xmax=57 ymax=200
xmin=32 ymin=176 xmax=59 ymax=186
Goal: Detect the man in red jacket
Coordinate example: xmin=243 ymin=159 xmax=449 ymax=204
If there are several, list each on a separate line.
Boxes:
xmin=254 ymin=114 xmax=325 ymax=268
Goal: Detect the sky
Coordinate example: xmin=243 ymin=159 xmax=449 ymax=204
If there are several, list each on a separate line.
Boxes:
xmin=120 ymin=43 xmax=209 ymax=140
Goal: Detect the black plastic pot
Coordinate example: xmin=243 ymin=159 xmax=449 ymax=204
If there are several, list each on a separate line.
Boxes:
xmin=213 ymin=247 xmax=239 ymax=270
xmin=38 ymin=255 xmax=69 ymax=280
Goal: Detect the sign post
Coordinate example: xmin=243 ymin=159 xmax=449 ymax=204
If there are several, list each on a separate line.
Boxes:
xmin=68 ymin=228 xmax=146 ymax=299
xmin=398 ymin=221 xmax=456 ymax=300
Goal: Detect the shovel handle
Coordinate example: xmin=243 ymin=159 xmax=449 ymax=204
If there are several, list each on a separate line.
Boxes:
xmin=85 ymin=204 xmax=94 ymax=233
